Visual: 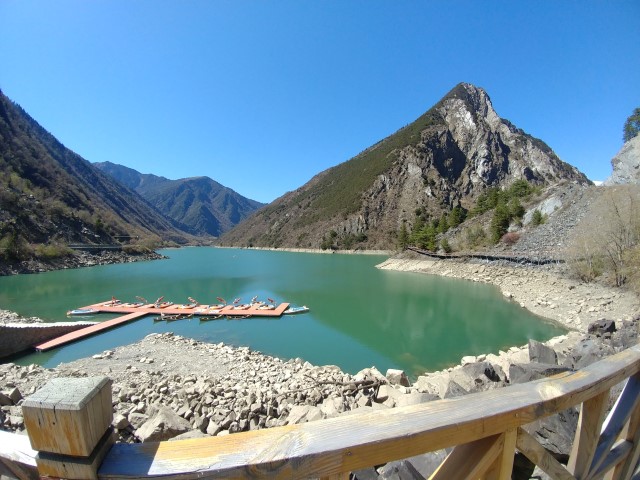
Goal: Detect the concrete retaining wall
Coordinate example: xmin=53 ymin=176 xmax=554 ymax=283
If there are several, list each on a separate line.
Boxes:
xmin=0 ymin=322 xmax=96 ymax=358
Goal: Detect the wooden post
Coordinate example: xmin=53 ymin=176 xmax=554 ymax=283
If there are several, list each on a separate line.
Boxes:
xmin=21 ymin=377 xmax=114 ymax=480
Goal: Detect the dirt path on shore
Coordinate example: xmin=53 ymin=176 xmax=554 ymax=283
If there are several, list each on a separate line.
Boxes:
xmin=377 ymin=256 xmax=639 ymax=332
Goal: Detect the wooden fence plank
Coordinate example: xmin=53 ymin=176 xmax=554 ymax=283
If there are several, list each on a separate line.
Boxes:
xmin=589 ymin=439 xmax=632 ymax=480
xmin=516 ymin=428 xmax=575 ymax=480
xmin=0 ymin=431 xmax=39 ymax=480
xmin=568 ymin=390 xmax=609 ymax=478
xmin=611 ymin=377 xmax=640 ymax=480
xmin=590 ymin=374 xmax=640 ymax=476
xmin=492 ymin=429 xmax=517 ymax=480
xmin=428 ymin=434 xmax=503 ymax=480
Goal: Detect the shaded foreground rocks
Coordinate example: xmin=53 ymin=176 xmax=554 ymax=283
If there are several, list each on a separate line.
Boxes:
xmin=0 ymin=315 xmax=638 ymax=479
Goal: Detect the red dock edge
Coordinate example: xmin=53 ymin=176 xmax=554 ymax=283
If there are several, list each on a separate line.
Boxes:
xmin=33 ymin=301 xmax=291 ymax=352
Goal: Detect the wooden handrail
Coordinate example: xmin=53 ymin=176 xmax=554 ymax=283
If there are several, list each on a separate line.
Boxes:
xmin=2 ymin=344 xmax=640 ymax=479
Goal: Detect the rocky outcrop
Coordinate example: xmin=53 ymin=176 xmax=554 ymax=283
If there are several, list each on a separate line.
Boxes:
xmin=605 ymin=135 xmax=640 ymax=185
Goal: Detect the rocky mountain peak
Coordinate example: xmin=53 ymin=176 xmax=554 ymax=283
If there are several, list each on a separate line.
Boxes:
xmin=440 ymin=83 xmax=498 ymax=122
xmin=221 ymin=83 xmax=591 ymax=250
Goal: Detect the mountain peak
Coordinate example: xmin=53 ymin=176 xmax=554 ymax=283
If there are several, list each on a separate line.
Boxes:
xmin=222 ymin=83 xmax=590 ymax=250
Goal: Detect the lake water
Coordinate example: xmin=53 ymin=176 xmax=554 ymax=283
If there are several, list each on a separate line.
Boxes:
xmin=0 ymin=248 xmax=565 ymax=377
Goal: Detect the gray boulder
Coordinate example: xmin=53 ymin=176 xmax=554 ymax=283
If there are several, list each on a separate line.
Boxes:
xmin=509 ymin=363 xmax=572 ymax=384
xmin=572 ymin=339 xmax=616 ymax=369
xmin=588 ymin=319 xmax=616 ymax=336
xmin=352 ymin=468 xmax=378 ymax=480
xmin=386 ymin=369 xmax=410 ymax=387
xmin=395 ymin=392 xmax=438 ymax=408
xmin=523 ymin=408 xmax=579 ymax=462
xmin=529 ymin=339 xmax=557 ymax=365
xmin=447 ymin=361 xmax=504 ymax=394
xmin=377 ymin=459 xmax=423 ymax=480
xmin=0 ymin=391 xmax=12 ymax=406
xmin=286 ymin=405 xmax=323 ymax=424
xmin=402 ymin=450 xmax=450 ymax=478
xmin=136 ymin=405 xmax=192 ymax=442
xmin=443 ymin=380 xmax=468 ymax=399
xmin=169 ymin=430 xmax=209 ymax=441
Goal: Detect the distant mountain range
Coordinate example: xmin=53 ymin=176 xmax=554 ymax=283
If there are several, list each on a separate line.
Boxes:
xmin=0 ymin=88 xmax=263 ymax=261
xmin=94 ymin=162 xmax=264 ymax=237
xmin=220 ymin=83 xmax=590 ymax=250
xmin=0 ymin=89 xmax=190 ymax=249
xmin=0 ymin=82 xmax=595 ymax=261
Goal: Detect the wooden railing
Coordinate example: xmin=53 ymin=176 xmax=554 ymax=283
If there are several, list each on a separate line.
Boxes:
xmin=1 ymin=344 xmax=639 ymax=479
xmin=406 ymin=246 xmax=564 ymax=265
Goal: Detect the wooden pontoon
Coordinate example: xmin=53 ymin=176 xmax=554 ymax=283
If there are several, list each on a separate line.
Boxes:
xmin=33 ymin=299 xmax=291 ymax=352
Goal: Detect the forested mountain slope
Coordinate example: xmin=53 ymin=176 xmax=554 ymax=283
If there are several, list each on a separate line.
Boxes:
xmin=0 ymin=89 xmax=190 ymax=259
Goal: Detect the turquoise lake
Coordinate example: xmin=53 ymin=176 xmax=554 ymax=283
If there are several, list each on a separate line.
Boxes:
xmin=0 ymin=248 xmax=565 ymax=377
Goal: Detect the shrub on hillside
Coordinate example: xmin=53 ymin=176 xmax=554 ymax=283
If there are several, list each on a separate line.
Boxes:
xmin=35 ymin=243 xmax=73 ymax=259
xmin=465 ymin=225 xmax=487 ymax=249
xmin=501 ymin=232 xmax=520 ymax=246
xmin=567 ymin=186 xmax=639 ymax=287
xmin=531 ymin=209 xmax=545 ymax=226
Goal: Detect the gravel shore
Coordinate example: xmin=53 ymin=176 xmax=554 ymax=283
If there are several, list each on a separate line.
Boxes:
xmin=376 ymin=254 xmax=639 ymax=333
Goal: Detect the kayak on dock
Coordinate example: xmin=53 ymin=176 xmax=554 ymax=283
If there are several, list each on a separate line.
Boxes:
xmin=66 ymin=308 xmax=99 ymax=316
xmin=283 ymin=306 xmax=310 ymax=315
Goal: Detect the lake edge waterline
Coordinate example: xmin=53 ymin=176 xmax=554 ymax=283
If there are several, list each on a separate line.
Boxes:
xmin=1 ymin=247 xmax=569 ymax=377
xmin=376 ymin=254 xmax=639 ymax=335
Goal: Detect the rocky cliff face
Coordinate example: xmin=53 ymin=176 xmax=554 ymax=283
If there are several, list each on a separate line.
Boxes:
xmin=222 ymin=83 xmax=590 ymax=250
xmin=604 ymin=135 xmax=640 ymax=185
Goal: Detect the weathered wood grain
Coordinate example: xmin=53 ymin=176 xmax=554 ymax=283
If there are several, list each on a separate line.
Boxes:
xmin=428 ymin=434 xmax=503 ymax=479
xmin=589 ymin=374 xmax=640 ymax=476
xmin=0 ymin=430 xmax=39 ymax=480
xmin=22 ymin=376 xmax=112 ymax=457
xmin=568 ymin=389 xmax=609 ymax=478
xmin=610 ymin=376 xmax=640 ymax=480
xmin=516 ymin=427 xmax=575 ymax=480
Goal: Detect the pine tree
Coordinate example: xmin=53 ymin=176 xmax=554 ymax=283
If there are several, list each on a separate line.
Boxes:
xmin=491 ymin=203 xmax=510 ymax=243
xmin=623 ymin=107 xmax=640 ymax=142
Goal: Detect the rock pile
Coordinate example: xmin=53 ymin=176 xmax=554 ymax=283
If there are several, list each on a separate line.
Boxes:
xmin=1 ymin=316 xmax=637 ymax=478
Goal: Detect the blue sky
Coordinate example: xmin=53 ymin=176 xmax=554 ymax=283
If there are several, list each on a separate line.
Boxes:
xmin=1 ymin=1 xmax=638 ymax=203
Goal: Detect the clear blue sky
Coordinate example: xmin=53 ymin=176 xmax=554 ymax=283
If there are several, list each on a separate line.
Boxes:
xmin=1 ymin=1 xmax=638 ymax=203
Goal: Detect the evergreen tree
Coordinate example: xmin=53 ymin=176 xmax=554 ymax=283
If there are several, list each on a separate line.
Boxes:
xmin=509 ymin=197 xmax=525 ymax=219
xmin=409 ymin=217 xmax=425 ymax=246
xmin=437 ymin=213 xmax=449 ymax=234
xmin=491 ymin=203 xmax=510 ymax=243
xmin=398 ymin=222 xmax=409 ymax=249
xmin=531 ymin=209 xmax=544 ymax=226
xmin=440 ymin=237 xmax=452 ymax=253
xmin=448 ymin=205 xmax=467 ymax=227
xmin=623 ymin=107 xmax=640 ymax=142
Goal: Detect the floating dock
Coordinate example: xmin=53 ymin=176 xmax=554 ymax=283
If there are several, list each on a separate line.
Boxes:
xmin=33 ymin=300 xmax=290 ymax=352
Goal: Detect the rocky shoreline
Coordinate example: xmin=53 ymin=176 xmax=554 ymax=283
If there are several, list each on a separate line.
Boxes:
xmin=0 ymin=250 xmax=166 ymax=276
xmin=377 ymin=252 xmax=639 ymax=333
xmin=1 ymin=254 xmax=639 ymax=478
